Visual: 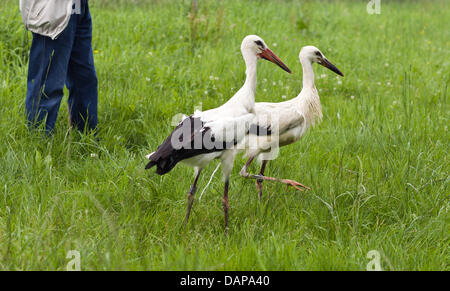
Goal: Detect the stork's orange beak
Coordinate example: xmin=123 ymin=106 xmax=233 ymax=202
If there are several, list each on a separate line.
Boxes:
xmin=258 ymin=48 xmax=292 ymax=73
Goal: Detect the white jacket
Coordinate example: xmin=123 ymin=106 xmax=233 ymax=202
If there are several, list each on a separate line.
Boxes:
xmin=20 ymin=0 xmax=75 ymax=39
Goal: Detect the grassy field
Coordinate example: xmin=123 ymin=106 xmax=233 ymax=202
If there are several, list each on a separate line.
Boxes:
xmin=0 ymin=0 xmax=448 ymax=270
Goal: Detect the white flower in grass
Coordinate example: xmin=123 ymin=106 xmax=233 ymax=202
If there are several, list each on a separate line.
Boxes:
xmin=337 ymin=112 xmax=340 ymax=120
xmin=333 ymin=87 xmax=336 ymax=90
xmin=387 ymin=81 xmax=391 ymax=86
xmin=377 ymin=82 xmax=381 ymax=85
xmin=320 ymin=74 xmax=327 ymax=79
xmin=337 ymin=80 xmax=342 ymax=85
xmin=146 ymin=77 xmax=150 ymax=82
xmin=319 ymin=88 xmax=322 ymax=92
xmin=263 ymin=78 xmax=267 ymax=82
xmin=263 ymin=88 xmax=267 ymax=92
xmin=273 ymin=43 xmax=278 ymax=47
xmin=197 ymin=54 xmax=202 ymax=58
xmin=282 ymin=95 xmax=286 ymax=99
xmin=385 ymin=63 xmax=389 ymax=67
xmin=204 ymin=90 xmax=208 ymax=95
xmin=350 ymin=95 xmax=355 ymax=100
xmin=148 ymin=51 xmax=153 ymax=56
xmin=272 ymin=81 xmax=276 ymax=86
xmin=90 ymin=153 xmax=97 ymax=158
xmin=179 ymin=35 xmax=183 ymax=40
xmin=215 ymin=76 xmax=219 ymax=81
xmin=209 ymin=75 xmax=214 ymax=80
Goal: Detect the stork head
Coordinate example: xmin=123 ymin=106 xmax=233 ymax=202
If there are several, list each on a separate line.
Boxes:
xmin=300 ymin=46 xmax=344 ymax=77
xmin=241 ymin=35 xmax=292 ymax=73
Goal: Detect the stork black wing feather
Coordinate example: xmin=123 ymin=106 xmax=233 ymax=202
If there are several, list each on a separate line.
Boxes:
xmin=145 ymin=116 xmax=230 ymax=175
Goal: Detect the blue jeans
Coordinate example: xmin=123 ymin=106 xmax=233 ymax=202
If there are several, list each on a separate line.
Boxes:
xmin=26 ymin=0 xmax=98 ymax=134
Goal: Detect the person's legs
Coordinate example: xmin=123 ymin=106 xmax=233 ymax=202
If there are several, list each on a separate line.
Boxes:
xmin=66 ymin=0 xmax=98 ymax=133
xmin=25 ymin=17 xmax=77 ymax=134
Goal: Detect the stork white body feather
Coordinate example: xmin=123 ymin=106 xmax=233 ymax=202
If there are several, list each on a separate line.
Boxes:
xmin=240 ymin=86 xmax=322 ymax=158
xmin=239 ymin=45 xmax=343 ymax=197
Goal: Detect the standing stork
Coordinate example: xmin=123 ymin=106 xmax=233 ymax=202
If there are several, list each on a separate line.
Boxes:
xmin=145 ymin=35 xmax=291 ymax=234
xmin=239 ymin=46 xmax=343 ymax=199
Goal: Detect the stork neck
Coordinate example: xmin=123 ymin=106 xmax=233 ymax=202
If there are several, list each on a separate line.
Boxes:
xmin=300 ymin=56 xmax=315 ymax=89
xmin=228 ymin=50 xmax=257 ymax=112
xmin=297 ymin=55 xmax=322 ymax=126
xmin=242 ymin=52 xmax=258 ymax=94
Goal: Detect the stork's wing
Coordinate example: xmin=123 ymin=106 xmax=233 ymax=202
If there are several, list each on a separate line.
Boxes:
xmin=203 ymin=113 xmax=260 ymax=146
xmin=250 ymin=102 xmax=305 ymax=136
xmin=146 ymin=114 xmax=257 ymax=175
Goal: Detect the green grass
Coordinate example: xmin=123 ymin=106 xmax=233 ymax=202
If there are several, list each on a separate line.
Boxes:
xmin=0 ymin=0 xmax=448 ymax=270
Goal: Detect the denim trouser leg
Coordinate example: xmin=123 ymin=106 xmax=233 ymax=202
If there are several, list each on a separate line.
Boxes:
xmin=25 ymin=0 xmax=97 ymax=134
xmin=66 ymin=2 xmax=98 ymax=132
xmin=25 ymin=29 xmax=74 ymax=133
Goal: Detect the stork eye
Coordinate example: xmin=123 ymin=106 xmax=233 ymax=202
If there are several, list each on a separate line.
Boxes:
xmin=254 ymin=40 xmax=264 ymax=48
xmin=315 ymin=51 xmax=322 ymax=57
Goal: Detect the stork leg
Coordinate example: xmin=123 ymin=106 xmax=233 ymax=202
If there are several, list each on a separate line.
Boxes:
xmin=220 ymin=150 xmax=236 ymax=236
xmin=184 ymin=169 xmax=202 ymax=225
xmin=239 ymin=156 xmax=255 ymax=177
xmin=240 ymin=157 xmax=310 ymax=192
xmin=255 ymin=160 xmax=268 ymax=200
xmin=222 ymin=179 xmax=230 ymax=236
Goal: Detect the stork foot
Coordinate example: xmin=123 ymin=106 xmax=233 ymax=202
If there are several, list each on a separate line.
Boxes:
xmin=243 ymin=174 xmax=310 ymax=192
xmin=279 ymin=178 xmax=310 ymax=192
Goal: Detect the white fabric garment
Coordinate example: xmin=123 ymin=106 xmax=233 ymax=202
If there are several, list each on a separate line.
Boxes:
xmin=19 ymin=0 xmax=75 ymax=39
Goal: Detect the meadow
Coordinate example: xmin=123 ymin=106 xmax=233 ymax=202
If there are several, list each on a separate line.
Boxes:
xmin=0 ymin=0 xmax=448 ymax=270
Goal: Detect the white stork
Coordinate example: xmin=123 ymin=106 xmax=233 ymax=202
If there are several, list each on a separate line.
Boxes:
xmin=145 ymin=35 xmax=291 ymax=234
xmin=239 ymin=46 xmax=343 ymax=199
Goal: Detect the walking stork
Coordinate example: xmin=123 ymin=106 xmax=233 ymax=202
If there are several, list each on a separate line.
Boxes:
xmin=239 ymin=46 xmax=343 ymax=199
xmin=145 ymin=35 xmax=291 ymax=234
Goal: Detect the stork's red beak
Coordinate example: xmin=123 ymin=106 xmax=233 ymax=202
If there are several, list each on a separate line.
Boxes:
xmin=258 ymin=48 xmax=292 ymax=73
